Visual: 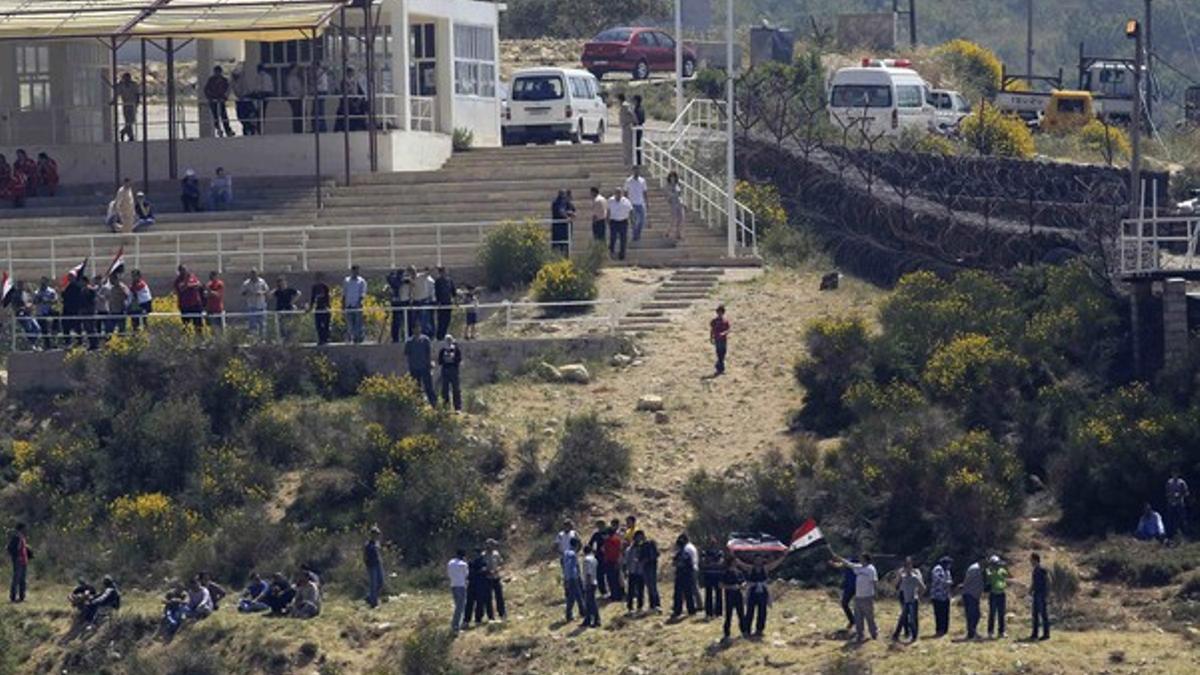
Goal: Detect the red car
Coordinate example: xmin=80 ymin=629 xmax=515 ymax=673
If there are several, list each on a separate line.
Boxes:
xmin=582 ymin=27 xmax=697 ymax=81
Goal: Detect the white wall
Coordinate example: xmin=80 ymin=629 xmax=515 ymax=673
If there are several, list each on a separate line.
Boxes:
xmin=39 ymin=131 xmax=451 ymax=186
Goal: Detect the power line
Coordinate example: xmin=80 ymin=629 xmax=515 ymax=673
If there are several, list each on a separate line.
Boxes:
xmin=1172 ymin=0 xmax=1200 ymax=75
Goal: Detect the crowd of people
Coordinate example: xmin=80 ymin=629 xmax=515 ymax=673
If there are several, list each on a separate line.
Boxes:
xmin=0 ymin=149 xmax=59 ymax=207
xmin=552 ymin=165 xmax=682 ymax=263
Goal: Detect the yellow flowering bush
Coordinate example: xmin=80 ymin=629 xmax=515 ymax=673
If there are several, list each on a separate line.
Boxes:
xmin=109 ymin=492 xmax=193 ymax=560
xmin=358 ymin=375 xmax=427 ymax=439
xmin=478 ymin=220 xmax=552 ymax=289
xmin=1078 ymin=119 xmax=1131 ymax=162
xmin=736 ymin=181 xmax=788 ymax=233
xmin=960 ymin=104 xmax=1036 ymax=158
xmin=221 ymin=357 xmax=273 ymax=412
xmin=531 ymin=259 xmax=597 ymax=312
xmin=934 ymin=39 xmax=1003 ymax=99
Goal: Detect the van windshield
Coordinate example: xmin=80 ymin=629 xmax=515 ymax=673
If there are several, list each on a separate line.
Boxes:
xmin=512 ymin=76 xmax=565 ymax=102
xmin=831 ymin=84 xmax=892 ymax=108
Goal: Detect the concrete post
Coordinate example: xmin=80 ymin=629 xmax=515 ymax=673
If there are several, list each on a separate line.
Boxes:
xmin=197 ymin=40 xmax=215 ymax=139
xmin=1162 ymin=277 xmax=1189 ymax=368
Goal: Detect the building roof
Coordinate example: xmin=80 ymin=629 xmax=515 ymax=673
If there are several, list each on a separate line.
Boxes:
xmin=0 ymin=0 xmax=349 ymax=42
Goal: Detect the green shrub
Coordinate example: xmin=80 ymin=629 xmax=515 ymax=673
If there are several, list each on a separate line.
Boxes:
xmin=1086 ymin=540 xmax=1200 ymax=587
xmin=451 ymin=127 xmax=474 ymax=151
xmin=922 ymin=334 xmax=1028 ymax=432
xmin=108 ymin=492 xmax=194 ymax=564
xmin=518 ymin=413 xmax=631 ymax=513
xmin=1078 ymin=119 xmax=1131 ymax=164
xmin=241 ymin=406 xmax=310 ymax=468
xmin=1050 ymin=560 xmax=1081 ymax=607
xmin=358 ymin=375 xmax=429 ymax=440
xmin=935 ymin=39 xmax=1002 ymax=100
xmin=792 ymin=316 xmax=873 ymax=436
xmin=960 ymin=104 xmax=1036 ymax=158
xmin=478 ymin=221 xmax=552 ymax=289
xmin=399 ymin=616 xmax=460 ymax=675
xmin=531 ymin=259 xmax=597 ymax=313
xmin=736 ymin=181 xmax=787 ymax=233
xmin=104 ymin=395 xmax=210 ymax=497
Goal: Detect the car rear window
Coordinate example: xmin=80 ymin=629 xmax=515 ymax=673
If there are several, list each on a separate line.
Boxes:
xmin=512 ymin=76 xmax=565 ymax=102
xmin=831 ymin=84 xmax=892 ymax=108
xmin=595 ymin=29 xmax=632 ymax=43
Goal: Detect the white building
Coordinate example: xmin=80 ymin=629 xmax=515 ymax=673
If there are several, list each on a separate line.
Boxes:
xmin=0 ymin=0 xmax=504 ymax=185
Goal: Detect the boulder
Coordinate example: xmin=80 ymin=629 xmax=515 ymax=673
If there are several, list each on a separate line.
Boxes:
xmin=636 ymin=395 xmax=665 ymax=412
xmin=536 ymin=362 xmax=562 ymax=382
xmin=559 ymin=364 xmax=591 ymax=384
xmin=611 ymin=354 xmax=633 ymax=367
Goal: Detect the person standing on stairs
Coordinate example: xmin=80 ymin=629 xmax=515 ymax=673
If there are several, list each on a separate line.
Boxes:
xmin=618 ymin=93 xmax=636 ymax=167
xmin=607 ymin=188 xmax=632 ymax=262
xmin=590 ymin=186 xmax=609 ymax=243
xmin=625 ymin=167 xmax=648 ymax=242
xmin=633 ymin=95 xmax=646 ymax=166
xmin=710 ymin=305 xmax=731 ymax=376
xmin=666 ymin=171 xmax=685 ymax=242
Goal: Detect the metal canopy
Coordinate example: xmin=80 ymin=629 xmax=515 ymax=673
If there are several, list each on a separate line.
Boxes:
xmin=0 ymin=0 xmax=349 ymax=42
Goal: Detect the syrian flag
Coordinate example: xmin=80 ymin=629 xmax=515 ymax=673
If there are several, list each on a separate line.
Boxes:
xmin=0 ymin=271 xmax=14 ymax=309
xmin=105 ymin=246 xmax=126 ymax=278
xmin=789 ymin=519 xmax=825 ymax=552
xmin=60 ymin=257 xmax=87 ymax=290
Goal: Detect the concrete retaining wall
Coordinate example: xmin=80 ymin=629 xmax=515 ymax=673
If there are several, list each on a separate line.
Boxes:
xmin=5 ymin=335 xmax=624 ymax=395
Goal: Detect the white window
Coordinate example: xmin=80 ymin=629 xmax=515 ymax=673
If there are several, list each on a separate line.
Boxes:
xmin=454 ymin=24 xmax=496 ymax=98
xmin=410 ymin=23 xmax=437 ymax=96
xmin=18 ymin=46 xmax=51 ymax=111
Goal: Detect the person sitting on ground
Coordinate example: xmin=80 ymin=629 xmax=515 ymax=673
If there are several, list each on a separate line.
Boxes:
xmin=13 ymin=149 xmax=37 ymax=196
xmin=181 ymin=169 xmax=201 ymax=212
xmin=84 ymin=575 xmax=121 ymax=625
xmin=264 ymin=573 xmax=296 ymax=615
xmin=238 ymin=572 xmax=272 ymax=613
xmin=184 ymin=577 xmax=213 ymax=621
xmin=68 ymin=578 xmax=97 ymax=618
xmin=1135 ymin=502 xmax=1166 ymax=542
xmin=36 ymin=152 xmax=59 ymax=197
xmin=133 ymin=191 xmax=155 ymax=231
xmin=291 ymin=572 xmax=321 ymax=619
xmin=197 ymin=572 xmax=228 ymax=611
xmin=209 ymin=167 xmax=233 ymax=210
xmin=159 ymin=586 xmax=188 ymax=638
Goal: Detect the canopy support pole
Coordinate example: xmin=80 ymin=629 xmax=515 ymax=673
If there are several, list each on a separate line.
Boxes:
xmin=364 ymin=1 xmax=379 ymax=173
xmin=110 ymin=37 xmax=121 ymax=189
xmin=312 ymin=27 xmax=323 ymax=211
xmin=341 ymin=6 xmax=351 ymax=187
xmin=166 ymin=37 xmax=178 ymax=179
xmin=140 ymin=38 xmax=150 ymax=193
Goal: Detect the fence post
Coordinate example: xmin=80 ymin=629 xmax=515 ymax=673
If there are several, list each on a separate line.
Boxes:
xmin=89 ymin=236 xmax=96 ymax=266
xmin=436 ymin=223 xmax=443 ymax=267
xmin=216 ymin=232 xmax=223 ymax=273
xmin=5 ymin=240 xmax=11 ymax=279
xmin=503 ymin=300 xmax=512 ymax=337
xmin=346 ymin=229 xmax=353 ymax=270
xmin=50 ymin=239 xmax=56 ymax=278
xmin=301 ymin=231 xmax=309 ymax=272
xmin=258 ymin=230 xmax=265 ymax=272
xmin=389 ymin=227 xmax=396 ymax=270
xmin=175 ymin=233 xmax=182 ymax=269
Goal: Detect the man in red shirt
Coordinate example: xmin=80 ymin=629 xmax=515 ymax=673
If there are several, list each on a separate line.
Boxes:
xmin=7 ymin=522 xmax=29 ymax=603
xmin=173 ymin=265 xmax=204 ymax=332
xmin=204 ymin=271 xmax=225 ymax=332
xmin=602 ymin=527 xmax=626 ymax=601
xmin=710 ymin=305 xmax=731 ymax=375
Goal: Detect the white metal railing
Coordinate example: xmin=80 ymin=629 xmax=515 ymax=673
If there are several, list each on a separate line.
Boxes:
xmin=1 ymin=219 xmax=574 ymax=279
xmin=640 ymin=98 xmax=757 ymax=256
xmin=1119 ymin=213 xmax=1200 ymax=276
xmin=411 ymin=96 xmax=436 ymax=132
xmin=6 ymin=297 xmax=619 ymax=352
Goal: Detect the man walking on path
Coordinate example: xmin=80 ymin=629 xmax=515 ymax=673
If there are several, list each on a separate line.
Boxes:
xmin=448 ymin=550 xmax=468 ymax=632
xmin=342 ymin=266 xmax=367 ymax=344
xmin=962 ymin=558 xmax=984 ymax=639
xmin=204 ymin=66 xmax=235 ymax=137
xmin=930 ymin=556 xmax=953 ymax=637
xmin=434 ymin=267 xmax=457 ymax=341
xmin=607 ymin=188 xmax=632 ymax=261
xmin=625 ymin=167 xmax=649 ymax=242
xmin=1167 ymin=470 xmax=1190 ymax=539
xmin=710 ymin=305 xmax=731 ymax=375
xmin=484 ymin=539 xmax=506 ymax=620
xmin=833 ymin=552 xmax=878 ymax=642
xmin=404 ymin=323 xmax=436 ymax=406
xmin=986 ymin=555 xmax=1009 ymax=638
xmin=590 ymin=186 xmax=608 ymax=243
xmin=1029 ymin=552 xmax=1050 ymax=641
xmin=437 ymin=334 xmax=463 ymax=412
xmin=7 ymin=523 xmax=30 ymax=603
xmin=364 ymin=527 xmax=384 ymax=609
xmin=892 ymin=556 xmax=926 ymax=642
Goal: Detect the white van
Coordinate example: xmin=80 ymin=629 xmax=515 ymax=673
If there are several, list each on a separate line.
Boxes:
xmin=503 ymin=67 xmax=606 ymax=146
xmin=929 ymin=88 xmax=972 ymax=131
xmin=828 ymin=60 xmax=936 ymax=138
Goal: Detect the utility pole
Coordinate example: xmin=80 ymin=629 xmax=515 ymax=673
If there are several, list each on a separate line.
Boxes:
xmin=675 ymin=0 xmax=684 ymax=117
xmin=1128 ymin=18 xmax=1144 ymax=218
xmin=1026 ymin=0 xmax=1034 ymax=77
xmin=909 ymin=0 xmax=917 ymax=47
xmin=725 ymin=0 xmax=736 ymax=258
xmin=1145 ymin=0 xmax=1153 ymax=122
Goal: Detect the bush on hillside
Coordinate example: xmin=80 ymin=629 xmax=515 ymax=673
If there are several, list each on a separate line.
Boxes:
xmin=961 ymin=104 xmax=1036 ymax=158
xmin=1086 ymin=540 xmax=1200 ymax=587
xmin=736 ymin=181 xmax=787 ymax=233
xmin=934 ymin=39 xmax=1002 ymax=100
xmin=792 ymin=316 xmax=873 ymax=436
xmin=105 ymin=395 xmax=210 ymax=498
xmin=516 ymin=414 xmax=631 ymax=514
xmin=922 ymin=334 xmax=1028 ymax=432
xmin=399 ymin=616 xmax=460 ymax=675
xmin=357 ymin=375 xmax=429 ymax=441
xmin=1078 ymin=119 xmax=1131 ymax=164
xmin=761 ymin=221 xmax=822 ymax=267
xmin=531 ymin=259 xmax=598 ymax=313
xmin=109 ymin=492 xmax=194 ymax=564
xmin=478 ymin=221 xmax=552 ymax=289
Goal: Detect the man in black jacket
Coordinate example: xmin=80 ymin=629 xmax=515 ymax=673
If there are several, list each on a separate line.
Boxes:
xmin=438 ymin=334 xmax=464 ymax=412
xmin=433 ymin=267 xmax=456 ymax=341
xmin=404 ymin=323 xmax=436 ymax=406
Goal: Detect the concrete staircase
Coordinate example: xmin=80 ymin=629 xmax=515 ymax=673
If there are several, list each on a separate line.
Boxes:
xmin=1 ymin=144 xmax=753 ymax=281
xmin=617 ymin=268 xmax=723 ymax=334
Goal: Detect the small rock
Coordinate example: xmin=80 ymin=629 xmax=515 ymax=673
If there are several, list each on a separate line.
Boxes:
xmin=559 ymin=363 xmax=591 ymax=384
xmin=543 ymin=427 xmax=556 ymax=437
xmin=654 ymin=411 xmax=670 ymax=424
xmin=540 ymin=323 xmax=562 ymax=334
xmin=536 ymin=362 xmax=562 ymax=382
xmin=636 ymin=395 xmax=665 ymax=412
xmin=611 ymin=354 xmax=633 ymax=367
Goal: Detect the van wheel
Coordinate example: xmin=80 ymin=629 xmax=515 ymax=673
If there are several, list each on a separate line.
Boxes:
xmin=633 ymin=60 xmax=650 ymax=80
xmin=570 ymin=120 xmax=584 ymax=144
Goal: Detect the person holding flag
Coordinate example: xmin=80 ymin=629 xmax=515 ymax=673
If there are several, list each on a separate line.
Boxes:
xmin=2 ymin=274 xmax=41 ymax=348
xmin=831 ymin=551 xmax=879 ymax=643
xmin=174 ymin=265 xmax=204 ymax=332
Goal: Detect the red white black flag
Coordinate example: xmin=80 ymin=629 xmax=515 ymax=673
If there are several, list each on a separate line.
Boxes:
xmin=105 ymin=246 xmax=125 ymax=278
xmin=60 ymin=257 xmax=88 ymax=290
xmin=789 ymin=519 xmax=825 ymax=551
xmin=0 ymin=271 xmax=14 ymax=308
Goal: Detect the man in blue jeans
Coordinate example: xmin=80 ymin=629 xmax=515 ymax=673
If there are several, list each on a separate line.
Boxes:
xmin=1029 ymin=552 xmax=1050 ymax=641
xmin=562 ymin=538 xmax=584 ymax=622
xmin=962 ymin=559 xmax=984 ymax=639
xmin=342 ymin=265 xmax=367 ymax=344
xmin=364 ymin=527 xmax=384 ymax=609
xmin=447 ymin=550 xmax=468 ymax=631
xmin=625 ymin=166 xmax=648 ymax=241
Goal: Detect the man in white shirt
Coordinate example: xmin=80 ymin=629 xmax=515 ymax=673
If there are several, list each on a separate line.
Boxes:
xmin=311 ymin=61 xmax=331 ymax=133
xmin=624 ymin=167 xmax=649 ymax=242
xmin=241 ymin=269 xmax=269 ymax=339
xmin=254 ymin=64 xmax=274 ymax=122
xmin=186 ymin=578 xmax=213 ymax=620
xmin=607 ymin=188 xmax=633 ymax=261
xmin=447 ymin=549 xmax=469 ymax=631
xmin=414 ymin=267 xmax=436 ymax=337
xmin=833 ymin=552 xmax=878 ymax=642
xmin=590 ymin=186 xmax=609 ymax=242
xmin=342 ymin=265 xmax=367 ymax=344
